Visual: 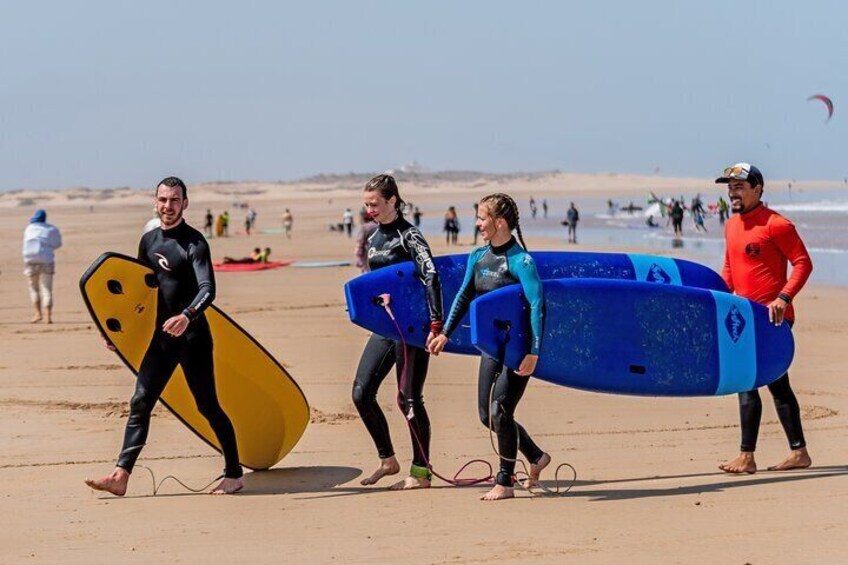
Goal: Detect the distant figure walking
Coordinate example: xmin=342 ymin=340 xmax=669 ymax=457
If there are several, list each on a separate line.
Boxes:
xmin=412 ymin=206 xmax=422 ymax=228
xmin=444 ymin=206 xmax=460 ymax=245
xmin=670 ymin=200 xmax=684 ymax=237
xmin=22 ymin=209 xmax=63 ymax=324
xmin=542 ymin=199 xmax=548 ymax=219
xmin=529 ymin=197 xmax=538 ymax=219
xmin=282 ymin=208 xmax=293 ymax=238
xmin=221 ymin=211 xmax=230 ymax=237
xmin=565 ymin=202 xmax=579 ymax=244
xmin=717 ymin=197 xmax=729 ymax=225
xmin=204 ymin=209 xmax=213 ymax=236
xmin=343 ymin=208 xmax=354 ymax=237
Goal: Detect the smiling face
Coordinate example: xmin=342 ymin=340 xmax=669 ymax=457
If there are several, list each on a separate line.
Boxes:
xmin=476 ymin=202 xmax=506 ymax=243
xmin=155 ymin=184 xmax=188 ymax=229
xmin=363 ymin=189 xmax=397 ymax=224
xmin=727 ymin=179 xmax=762 ymax=213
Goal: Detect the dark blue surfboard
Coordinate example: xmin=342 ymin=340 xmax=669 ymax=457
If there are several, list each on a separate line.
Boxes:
xmin=345 ymin=252 xmax=727 ymax=355
xmin=470 ymin=278 xmax=794 ymax=396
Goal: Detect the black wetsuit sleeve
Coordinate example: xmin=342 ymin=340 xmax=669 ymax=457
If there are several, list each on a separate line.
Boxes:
xmin=443 ymin=250 xmax=479 ymax=338
xmin=137 ymin=234 xmax=150 ymax=266
xmin=403 ymin=227 xmax=443 ymax=323
xmin=183 ymin=238 xmax=216 ymax=321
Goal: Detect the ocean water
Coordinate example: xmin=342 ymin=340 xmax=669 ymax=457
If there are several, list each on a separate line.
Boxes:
xmin=414 ymin=187 xmax=848 ymax=287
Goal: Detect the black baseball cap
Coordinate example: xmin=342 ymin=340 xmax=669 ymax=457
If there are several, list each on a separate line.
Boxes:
xmin=715 ymin=162 xmax=764 ymax=186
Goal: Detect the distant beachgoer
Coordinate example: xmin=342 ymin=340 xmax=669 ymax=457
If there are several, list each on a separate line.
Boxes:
xmin=693 ymin=208 xmax=707 ymax=233
xmin=22 ymin=209 xmax=62 ymax=324
xmin=204 ymin=209 xmax=213 ymax=236
xmin=714 ymin=162 xmax=813 ymax=475
xmin=223 ymin=247 xmax=264 ymax=264
xmin=670 ymin=200 xmax=684 ymax=236
xmin=542 ymin=199 xmax=548 ymax=218
xmin=244 ymin=213 xmax=252 ymax=236
xmin=565 ymin=202 xmax=579 ymax=244
xmin=354 ymin=219 xmax=378 ymax=273
xmin=222 ymin=211 xmax=230 ymax=237
xmin=717 ymin=197 xmax=729 ymax=225
xmin=282 ymin=209 xmax=293 ymax=238
xmin=343 ymin=208 xmax=354 ymax=237
xmin=529 ymin=197 xmax=538 ymax=219
xmin=412 ymin=207 xmax=422 ymax=228
xmin=444 ymin=206 xmax=459 ymax=245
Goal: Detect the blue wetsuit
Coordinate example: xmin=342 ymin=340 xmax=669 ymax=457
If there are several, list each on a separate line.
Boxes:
xmin=444 ymin=237 xmax=545 ymax=486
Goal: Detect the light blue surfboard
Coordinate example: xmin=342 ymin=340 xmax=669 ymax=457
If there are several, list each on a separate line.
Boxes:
xmin=470 ymin=278 xmax=794 ymax=396
xmin=345 ymin=251 xmax=728 ymax=355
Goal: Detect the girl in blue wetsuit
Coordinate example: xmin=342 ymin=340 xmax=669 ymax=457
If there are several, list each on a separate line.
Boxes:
xmin=429 ymin=193 xmax=550 ymax=501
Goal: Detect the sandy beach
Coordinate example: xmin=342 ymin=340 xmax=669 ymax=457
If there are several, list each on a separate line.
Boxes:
xmin=1 ymin=173 xmax=846 ymax=564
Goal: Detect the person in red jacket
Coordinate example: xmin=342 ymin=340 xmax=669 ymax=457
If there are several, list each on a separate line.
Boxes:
xmin=715 ymin=163 xmax=813 ymax=474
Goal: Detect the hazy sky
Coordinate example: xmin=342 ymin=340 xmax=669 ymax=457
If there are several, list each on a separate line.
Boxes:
xmin=1 ymin=0 xmax=845 ymax=190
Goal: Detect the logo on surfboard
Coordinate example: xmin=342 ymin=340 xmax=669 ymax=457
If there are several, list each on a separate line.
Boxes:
xmin=647 ymin=263 xmax=672 ymax=284
xmin=724 ymin=305 xmax=746 ymax=343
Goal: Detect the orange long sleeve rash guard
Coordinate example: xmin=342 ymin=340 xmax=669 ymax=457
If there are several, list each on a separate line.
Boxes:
xmin=721 ymin=204 xmax=813 ymax=322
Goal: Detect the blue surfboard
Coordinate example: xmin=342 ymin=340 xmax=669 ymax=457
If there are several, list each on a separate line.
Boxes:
xmin=470 ymin=278 xmax=794 ymax=396
xmin=345 ymin=252 xmax=728 ymax=355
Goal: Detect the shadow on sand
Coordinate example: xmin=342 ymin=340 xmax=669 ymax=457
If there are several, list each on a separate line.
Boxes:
xmin=533 ymin=465 xmax=848 ymax=502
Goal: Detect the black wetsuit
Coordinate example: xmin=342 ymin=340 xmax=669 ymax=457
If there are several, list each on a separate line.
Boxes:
xmin=117 ymin=220 xmax=242 ymax=479
xmin=444 ymin=238 xmax=545 ymax=487
xmin=352 ymin=216 xmax=442 ymax=471
xmin=739 ymin=323 xmax=806 ymax=451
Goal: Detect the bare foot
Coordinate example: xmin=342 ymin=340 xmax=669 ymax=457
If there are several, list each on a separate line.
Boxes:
xmin=360 ymin=456 xmax=400 ymax=486
xmin=85 ymin=467 xmax=129 ymax=496
xmin=481 ymin=484 xmax=514 ymax=501
xmin=718 ymin=452 xmax=757 ymax=474
xmin=768 ymin=448 xmax=812 ymax=471
xmin=522 ymin=452 xmax=551 ymax=488
xmin=389 ymin=476 xmax=431 ymax=491
xmin=210 ymin=477 xmax=243 ymax=494
xmin=31 ymin=314 xmax=42 ymax=324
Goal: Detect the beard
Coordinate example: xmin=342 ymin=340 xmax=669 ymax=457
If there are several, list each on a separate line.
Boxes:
xmin=158 ymin=209 xmax=183 ymax=228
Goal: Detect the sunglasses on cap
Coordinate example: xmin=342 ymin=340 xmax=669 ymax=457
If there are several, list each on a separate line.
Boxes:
xmin=723 ymin=165 xmax=750 ymax=179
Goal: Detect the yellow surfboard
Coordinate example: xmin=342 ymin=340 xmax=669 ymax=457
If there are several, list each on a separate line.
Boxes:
xmin=80 ymin=252 xmax=309 ymax=470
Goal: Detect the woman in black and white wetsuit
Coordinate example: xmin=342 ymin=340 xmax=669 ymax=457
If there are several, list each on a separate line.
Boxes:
xmin=353 ymin=174 xmax=444 ymax=490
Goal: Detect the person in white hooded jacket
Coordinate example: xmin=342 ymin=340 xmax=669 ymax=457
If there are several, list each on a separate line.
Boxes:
xmin=22 ymin=209 xmax=62 ymax=323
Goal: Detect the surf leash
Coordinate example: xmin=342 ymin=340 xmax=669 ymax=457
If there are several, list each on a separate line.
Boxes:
xmin=377 ymin=293 xmax=494 ymax=486
xmin=378 ymin=291 xmax=577 ymax=496
xmin=485 ymin=384 xmax=577 ymax=497
xmin=136 ymin=464 xmax=225 ymax=496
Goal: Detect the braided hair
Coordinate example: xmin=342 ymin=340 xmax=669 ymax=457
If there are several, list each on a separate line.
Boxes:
xmin=364 ymin=174 xmax=405 ymax=215
xmin=480 ymin=193 xmax=528 ymax=251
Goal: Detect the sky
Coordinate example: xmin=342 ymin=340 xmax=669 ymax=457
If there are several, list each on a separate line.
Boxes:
xmin=1 ymin=0 xmax=845 ymax=190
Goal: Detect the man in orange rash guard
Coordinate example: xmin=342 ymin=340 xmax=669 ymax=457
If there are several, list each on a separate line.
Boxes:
xmin=715 ymin=163 xmax=813 ymax=474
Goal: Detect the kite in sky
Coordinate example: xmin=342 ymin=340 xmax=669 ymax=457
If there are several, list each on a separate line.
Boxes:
xmin=807 ymin=94 xmax=834 ymax=122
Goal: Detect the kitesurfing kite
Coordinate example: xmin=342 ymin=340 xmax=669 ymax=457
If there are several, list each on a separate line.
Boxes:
xmin=807 ymin=94 xmax=834 ymax=122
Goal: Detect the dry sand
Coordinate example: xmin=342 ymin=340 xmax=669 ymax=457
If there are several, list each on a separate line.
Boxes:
xmin=1 ymin=174 xmax=846 ymax=564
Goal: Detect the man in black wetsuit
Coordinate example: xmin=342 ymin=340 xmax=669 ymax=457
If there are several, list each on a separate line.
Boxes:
xmin=85 ymin=177 xmax=243 ymax=496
